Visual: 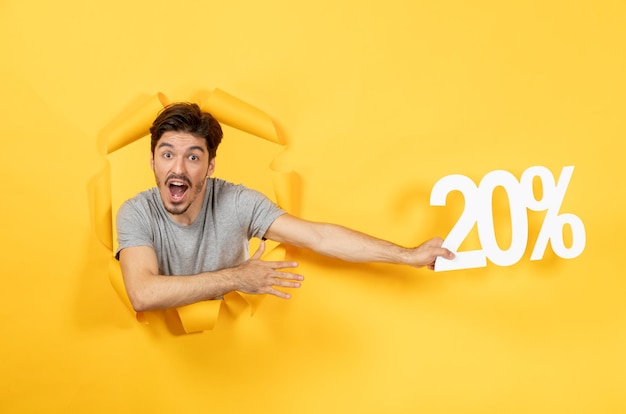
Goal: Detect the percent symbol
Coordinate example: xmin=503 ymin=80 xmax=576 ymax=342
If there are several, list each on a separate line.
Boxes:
xmin=520 ymin=166 xmax=586 ymax=261
xmin=431 ymin=165 xmax=586 ymax=271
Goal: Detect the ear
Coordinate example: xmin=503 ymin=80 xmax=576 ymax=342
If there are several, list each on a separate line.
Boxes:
xmin=207 ymin=158 xmax=216 ymax=177
xmin=150 ymin=152 xmax=155 ymax=171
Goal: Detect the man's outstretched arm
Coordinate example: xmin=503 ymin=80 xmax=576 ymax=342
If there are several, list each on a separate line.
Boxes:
xmin=264 ymin=214 xmax=455 ymax=270
xmin=118 ymin=244 xmax=303 ymax=312
xmin=119 ymin=214 xmax=453 ymax=312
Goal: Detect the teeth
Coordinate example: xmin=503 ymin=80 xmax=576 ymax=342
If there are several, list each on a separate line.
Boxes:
xmin=171 ymin=182 xmax=184 ymax=186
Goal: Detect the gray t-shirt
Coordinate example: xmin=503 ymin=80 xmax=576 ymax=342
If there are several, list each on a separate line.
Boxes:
xmin=115 ymin=178 xmax=285 ymax=275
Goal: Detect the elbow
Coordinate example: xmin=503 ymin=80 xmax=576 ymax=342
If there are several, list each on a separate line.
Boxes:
xmin=130 ymin=299 xmax=149 ymax=313
xmin=126 ymin=288 xmax=155 ymax=313
xmin=128 ymin=294 xmax=148 ymax=313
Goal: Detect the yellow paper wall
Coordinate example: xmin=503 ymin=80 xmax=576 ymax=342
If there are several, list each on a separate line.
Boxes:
xmin=1 ymin=1 xmax=625 ymax=413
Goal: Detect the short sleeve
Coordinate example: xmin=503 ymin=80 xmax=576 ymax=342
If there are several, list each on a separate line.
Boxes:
xmin=115 ymin=199 xmax=155 ymax=258
xmin=234 ymin=186 xmax=285 ymax=239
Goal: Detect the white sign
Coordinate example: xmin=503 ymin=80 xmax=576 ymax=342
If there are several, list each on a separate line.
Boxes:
xmin=430 ymin=166 xmax=586 ymax=272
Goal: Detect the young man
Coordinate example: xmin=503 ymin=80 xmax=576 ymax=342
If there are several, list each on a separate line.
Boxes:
xmin=116 ymin=103 xmax=455 ymax=312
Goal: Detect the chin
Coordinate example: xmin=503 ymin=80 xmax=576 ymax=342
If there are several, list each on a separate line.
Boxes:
xmin=165 ymin=203 xmax=190 ymax=216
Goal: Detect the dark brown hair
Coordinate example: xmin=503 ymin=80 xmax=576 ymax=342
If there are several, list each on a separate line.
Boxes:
xmin=150 ymin=102 xmax=223 ymax=160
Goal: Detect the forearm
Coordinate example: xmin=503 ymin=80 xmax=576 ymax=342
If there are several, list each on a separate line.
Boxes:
xmin=271 ymin=217 xmax=412 ymax=264
xmin=265 ymin=214 xmax=454 ymax=269
xmin=123 ymin=269 xmax=245 ymax=312
xmin=303 ymin=223 xmax=411 ymax=264
xmin=119 ymin=244 xmax=302 ymax=312
xmin=119 ymin=246 xmax=240 ymax=311
xmin=125 ymin=269 xmax=239 ymax=312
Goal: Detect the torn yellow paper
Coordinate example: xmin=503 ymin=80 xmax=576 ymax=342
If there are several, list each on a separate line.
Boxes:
xmin=175 ymin=299 xmax=222 ymax=333
xmin=271 ymin=153 xmax=300 ymax=214
xmin=103 ymin=93 xmax=169 ymax=155
xmin=92 ymin=162 xmax=113 ymax=251
xmin=202 ymin=89 xmax=283 ymax=145
xmin=94 ymin=88 xmax=299 ymax=333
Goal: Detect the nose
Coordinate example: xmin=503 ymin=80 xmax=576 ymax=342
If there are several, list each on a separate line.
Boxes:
xmin=172 ymin=156 xmax=186 ymax=175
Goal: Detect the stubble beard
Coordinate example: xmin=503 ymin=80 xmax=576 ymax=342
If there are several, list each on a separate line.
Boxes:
xmin=156 ymin=175 xmax=206 ymax=216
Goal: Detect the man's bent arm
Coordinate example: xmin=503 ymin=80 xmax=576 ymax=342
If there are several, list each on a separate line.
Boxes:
xmin=119 ymin=245 xmax=302 ymax=312
xmin=264 ymin=214 xmax=454 ymax=269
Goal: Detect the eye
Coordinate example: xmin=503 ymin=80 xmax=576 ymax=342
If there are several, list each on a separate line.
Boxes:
xmin=162 ymin=152 xmax=173 ymax=159
xmin=189 ymin=154 xmax=200 ymax=161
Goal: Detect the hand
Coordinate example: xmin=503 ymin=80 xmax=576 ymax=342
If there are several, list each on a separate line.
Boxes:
xmin=409 ymin=237 xmax=455 ymax=270
xmin=234 ymin=242 xmax=304 ymax=299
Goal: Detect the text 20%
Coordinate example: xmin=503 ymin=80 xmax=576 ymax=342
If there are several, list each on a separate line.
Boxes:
xmin=430 ymin=166 xmax=586 ymax=271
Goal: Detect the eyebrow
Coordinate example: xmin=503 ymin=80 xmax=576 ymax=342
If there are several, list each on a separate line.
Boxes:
xmin=157 ymin=142 xmax=207 ymax=153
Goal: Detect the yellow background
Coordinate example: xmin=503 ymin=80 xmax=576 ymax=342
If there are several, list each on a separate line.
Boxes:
xmin=1 ymin=1 xmax=625 ymax=413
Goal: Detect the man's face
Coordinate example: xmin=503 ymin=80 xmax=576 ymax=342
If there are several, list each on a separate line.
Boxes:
xmin=151 ymin=131 xmax=215 ymax=225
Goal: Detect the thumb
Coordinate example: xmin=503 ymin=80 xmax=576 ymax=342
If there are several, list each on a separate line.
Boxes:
xmin=250 ymin=241 xmax=266 ymax=260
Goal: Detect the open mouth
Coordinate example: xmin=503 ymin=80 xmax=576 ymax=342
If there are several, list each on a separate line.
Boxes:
xmin=167 ymin=180 xmax=189 ymax=202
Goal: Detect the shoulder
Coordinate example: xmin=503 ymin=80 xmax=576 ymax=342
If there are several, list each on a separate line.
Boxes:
xmin=209 ymin=177 xmax=245 ymax=193
xmin=208 ymin=178 xmax=265 ymax=201
xmin=117 ymin=188 xmax=162 ymax=221
xmin=208 ymin=177 xmax=281 ymax=217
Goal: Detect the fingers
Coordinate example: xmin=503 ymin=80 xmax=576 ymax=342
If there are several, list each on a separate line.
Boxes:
xmin=273 ymin=272 xmax=304 ymax=285
xmin=424 ymin=239 xmax=455 ymax=271
xmin=411 ymin=237 xmax=455 ymax=269
xmin=249 ymin=242 xmax=298 ymax=269
xmin=437 ymin=247 xmax=455 ymax=260
xmin=267 ymin=287 xmax=293 ymax=299
xmin=238 ymin=254 xmax=304 ymax=298
xmin=265 ymin=273 xmax=304 ymax=299
xmin=270 ymin=260 xmax=299 ymax=270
xmin=424 ymin=237 xmax=455 ymax=260
xmin=428 ymin=236 xmax=445 ymax=246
